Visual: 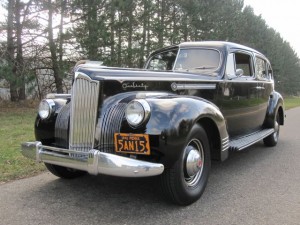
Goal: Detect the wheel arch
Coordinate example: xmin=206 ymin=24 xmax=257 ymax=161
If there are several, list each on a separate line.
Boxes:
xmin=197 ymin=117 xmax=221 ymax=161
xmin=277 ymin=105 xmax=284 ymax=125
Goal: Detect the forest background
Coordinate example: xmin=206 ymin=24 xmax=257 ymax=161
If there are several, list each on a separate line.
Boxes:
xmin=1 ymin=0 xmax=300 ymax=102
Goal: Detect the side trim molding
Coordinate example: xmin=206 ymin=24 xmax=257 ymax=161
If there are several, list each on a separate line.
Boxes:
xmin=171 ymin=83 xmax=216 ymax=91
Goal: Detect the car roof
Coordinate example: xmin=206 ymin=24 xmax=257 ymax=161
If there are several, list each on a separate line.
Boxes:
xmin=149 ymin=41 xmax=268 ymax=62
xmin=179 ymin=41 xmax=261 ymax=54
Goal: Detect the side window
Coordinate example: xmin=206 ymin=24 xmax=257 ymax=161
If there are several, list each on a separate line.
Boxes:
xmin=255 ymin=57 xmax=267 ymax=80
xmin=148 ymin=58 xmax=168 ymax=70
xmin=146 ymin=50 xmax=177 ymax=70
xmin=234 ymin=53 xmax=253 ymax=76
xmin=226 ymin=52 xmax=253 ymax=78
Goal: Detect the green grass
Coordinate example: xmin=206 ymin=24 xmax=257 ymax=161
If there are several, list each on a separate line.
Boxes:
xmin=284 ymin=96 xmax=300 ymax=110
xmin=0 ymin=104 xmax=45 ymax=183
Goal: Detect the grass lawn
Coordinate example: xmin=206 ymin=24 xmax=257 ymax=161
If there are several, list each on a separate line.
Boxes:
xmin=284 ymin=96 xmax=300 ymax=110
xmin=0 ymin=103 xmax=45 ymax=183
xmin=0 ymin=96 xmax=299 ymax=183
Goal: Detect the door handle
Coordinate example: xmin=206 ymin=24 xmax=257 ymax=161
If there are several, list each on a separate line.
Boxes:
xmin=255 ymin=86 xmax=265 ymax=90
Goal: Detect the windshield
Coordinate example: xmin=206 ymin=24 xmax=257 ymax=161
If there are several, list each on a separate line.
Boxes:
xmin=174 ymin=48 xmax=221 ymax=71
xmin=146 ymin=48 xmax=221 ymax=73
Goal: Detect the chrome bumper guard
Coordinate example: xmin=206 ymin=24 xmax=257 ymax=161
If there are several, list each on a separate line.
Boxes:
xmin=21 ymin=142 xmax=164 ymax=177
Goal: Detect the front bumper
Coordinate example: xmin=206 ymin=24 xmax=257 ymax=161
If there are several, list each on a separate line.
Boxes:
xmin=21 ymin=142 xmax=164 ymax=177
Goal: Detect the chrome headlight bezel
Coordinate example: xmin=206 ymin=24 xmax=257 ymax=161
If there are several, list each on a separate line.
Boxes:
xmin=38 ymin=99 xmax=55 ymax=120
xmin=125 ymin=99 xmax=151 ymax=127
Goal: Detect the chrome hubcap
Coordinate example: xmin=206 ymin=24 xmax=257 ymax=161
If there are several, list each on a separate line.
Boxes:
xmin=186 ymin=149 xmax=202 ymax=177
xmin=184 ymin=139 xmax=204 ymax=187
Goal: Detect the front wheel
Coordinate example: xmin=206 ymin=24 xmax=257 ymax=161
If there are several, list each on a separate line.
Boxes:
xmin=45 ymin=163 xmax=87 ymax=179
xmin=160 ymin=124 xmax=211 ymax=205
xmin=264 ymin=112 xmax=280 ymax=147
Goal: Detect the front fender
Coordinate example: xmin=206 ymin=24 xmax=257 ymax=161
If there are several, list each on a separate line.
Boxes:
xmin=144 ymin=96 xmax=228 ymax=166
xmin=35 ymin=98 xmax=68 ymax=145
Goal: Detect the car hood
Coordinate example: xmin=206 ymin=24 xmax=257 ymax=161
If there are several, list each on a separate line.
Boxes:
xmin=76 ymin=66 xmax=221 ymax=82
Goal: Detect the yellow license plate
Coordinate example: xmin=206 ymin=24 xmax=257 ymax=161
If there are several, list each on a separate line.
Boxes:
xmin=114 ymin=133 xmax=150 ymax=155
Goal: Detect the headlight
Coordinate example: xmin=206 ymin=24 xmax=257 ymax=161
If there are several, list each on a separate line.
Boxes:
xmin=38 ymin=99 xmax=55 ymax=119
xmin=125 ymin=99 xmax=151 ymax=127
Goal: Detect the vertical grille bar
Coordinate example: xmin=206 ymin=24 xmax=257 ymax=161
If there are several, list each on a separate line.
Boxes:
xmin=69 ymin=73 xmax=100 ymax=152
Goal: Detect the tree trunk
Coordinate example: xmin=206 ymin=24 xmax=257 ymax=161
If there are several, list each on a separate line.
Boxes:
xmin=16 ymin=0 xmax=26 ymax=100
xmin=48 ymin=0 xmax=63 ymax=93
xmin=158 ymin=0 xmax=165 ymax=48
xmin=146 ymin=11 xmax=151 ymax=57
xmin=139 ymin=0 xmax=147 ymax=68
xmin=87 ymin=0 xmax=98 ymax=59
xmin=7 ymin=0 xmax=18 ymax=101
xmin=127 ymin=0 xmax=133 ymax=68
xmin=117 ymin=11 xmax=122 ymax=66
xmin=110 ymin=1 xmax=115 ymax=66
xmin=58 ymin=0 xmax=65 ymax=69
xmin=171 ymin=2 xmax=177 ymax=44
xmin=183 ymin=15 xmax=188 ymax=41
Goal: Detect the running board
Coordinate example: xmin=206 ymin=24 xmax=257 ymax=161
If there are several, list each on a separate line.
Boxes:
xmin=229 ymin=128 xmax=275 ymax=151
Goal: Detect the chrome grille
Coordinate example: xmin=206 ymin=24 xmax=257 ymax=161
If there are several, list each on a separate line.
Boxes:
xmin=96 ymin=103 xmax=126 ymax=153
xmin=69 ymin=73 xmax=100 ymax=152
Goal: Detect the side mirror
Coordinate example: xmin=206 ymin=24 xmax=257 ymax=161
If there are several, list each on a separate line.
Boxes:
xmin=236 ymin=68 xmax=244 ymax=76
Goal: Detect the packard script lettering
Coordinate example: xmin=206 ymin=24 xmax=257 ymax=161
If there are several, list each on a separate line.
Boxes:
xmin=122 ymin=82 xmax=149 ymax=90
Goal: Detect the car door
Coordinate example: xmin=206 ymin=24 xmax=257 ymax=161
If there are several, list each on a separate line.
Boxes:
xmin=254 ymin=55 xmax=274 ymax=122
xmin=220 ymin=51 xmax=261 ymax=137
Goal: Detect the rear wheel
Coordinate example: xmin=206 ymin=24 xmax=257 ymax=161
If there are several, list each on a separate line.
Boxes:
xmin=264 ymin=112 xmax=280 ymax=147
xmin=160 ymin=124 xmax=211 ymax=205
xmin=45 ymin=163 xmax=86 ymax=179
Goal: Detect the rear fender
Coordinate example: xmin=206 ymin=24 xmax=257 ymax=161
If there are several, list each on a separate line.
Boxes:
xmin=264 ymin=91 xmax=284 ymax=128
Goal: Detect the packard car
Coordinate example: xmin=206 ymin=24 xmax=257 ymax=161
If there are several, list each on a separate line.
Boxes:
xmin=21 ymin=41 xmax=284 ymax=205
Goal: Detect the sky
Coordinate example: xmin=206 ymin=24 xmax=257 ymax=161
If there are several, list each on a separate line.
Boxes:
xmin=243 ymin=0 xmax=300 ymax=56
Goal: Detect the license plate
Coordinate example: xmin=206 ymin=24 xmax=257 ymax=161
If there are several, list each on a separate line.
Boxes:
xmin=114 ymin=133 xmax=150 ymax=155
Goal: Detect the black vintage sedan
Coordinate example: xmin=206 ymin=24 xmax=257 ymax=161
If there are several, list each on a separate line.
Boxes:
xmin=21 ymin=41 xmax=284 ymax=205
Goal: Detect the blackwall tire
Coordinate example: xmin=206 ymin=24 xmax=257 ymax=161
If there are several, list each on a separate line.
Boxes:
xmin=264 ymin=112 xmax=280 ymax=147
xmin=160 ymin=124 xmax=211 ymax=205
xmin=45 ymin=163 xmax=87 ymax=179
